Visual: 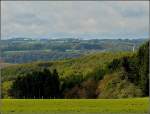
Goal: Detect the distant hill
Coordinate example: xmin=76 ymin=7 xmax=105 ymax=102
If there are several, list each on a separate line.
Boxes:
xmin=1 ymin=41 xmax=149 ymax=99
xmin=1 ymin=38 xmax=148 ymax=63
xmin=1 ymin=52 xmax=132 ymax=82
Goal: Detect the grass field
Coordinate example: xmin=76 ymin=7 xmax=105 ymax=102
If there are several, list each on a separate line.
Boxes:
xmin=1 ymin=98 xmax=149 ymax=114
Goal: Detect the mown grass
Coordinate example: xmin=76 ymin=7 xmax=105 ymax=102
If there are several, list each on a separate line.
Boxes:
xmin=1 ymin=98 xmax=149 ymax=114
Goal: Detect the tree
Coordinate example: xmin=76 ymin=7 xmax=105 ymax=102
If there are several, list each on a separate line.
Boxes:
xmin=9 ymin=68 xmax=60 ymax=99
xmin=137 ymin=41 xmax=149 ymax=95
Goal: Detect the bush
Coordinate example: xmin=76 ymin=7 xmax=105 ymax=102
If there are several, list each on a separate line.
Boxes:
xmin=63 ymin=79 xmax=97 ymax=99
xmin=2 ymin=81 xmax=13 ymax=98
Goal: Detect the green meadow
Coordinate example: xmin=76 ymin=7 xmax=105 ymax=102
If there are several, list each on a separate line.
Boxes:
xmin=1 ymin=98 xmax=149 ymax=114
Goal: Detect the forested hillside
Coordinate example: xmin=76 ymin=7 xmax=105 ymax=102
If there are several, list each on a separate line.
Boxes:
xmin=1 ymin=41 xmax=149 ymax=99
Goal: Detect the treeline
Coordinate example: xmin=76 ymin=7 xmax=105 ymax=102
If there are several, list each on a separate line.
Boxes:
xmin=3 ymin=51 xmax=81 ymax=63
xmin=106 ymin=41 xmax=149 ymax=97
xmin=9 ymin=69 xmax=60 ymax=99
xmin=1 ymin=41 xmax=149 ymax=99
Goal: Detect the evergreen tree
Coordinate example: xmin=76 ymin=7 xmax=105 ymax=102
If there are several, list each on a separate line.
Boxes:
xmin=137 ymin=42 xmax=149 ymax=95
xmin=9 ymin=68 xmax=60 ymax=98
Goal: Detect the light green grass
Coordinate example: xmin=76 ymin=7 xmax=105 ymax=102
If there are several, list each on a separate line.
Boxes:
xmin=1 ymin=98 xmax=149 ymax=114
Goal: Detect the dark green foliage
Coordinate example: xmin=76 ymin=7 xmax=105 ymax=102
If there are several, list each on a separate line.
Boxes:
xmin=107 ymin=59 xmax=122 ymax=72
xmin=107 ymin=41 xmax=149 ymax=96
xmin=9 ymin=68 xmax=60 ymax=99
xmin=61 ymin=75 xmax=84 ymax=93
xmin=137 ymin=42 xmax=149 ymax=95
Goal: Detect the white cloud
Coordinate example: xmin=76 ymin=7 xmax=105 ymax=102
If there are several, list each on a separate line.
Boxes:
xmin=1 ymin=1 xmax=149 ymax=39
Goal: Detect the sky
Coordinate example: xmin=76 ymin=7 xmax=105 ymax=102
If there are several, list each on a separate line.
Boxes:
xmin=1 ymin=1 xmax=149 ymax=39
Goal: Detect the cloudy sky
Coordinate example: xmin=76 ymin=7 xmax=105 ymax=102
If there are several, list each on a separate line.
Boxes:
xmin=1 ymin=1 xmax=149 ymax=39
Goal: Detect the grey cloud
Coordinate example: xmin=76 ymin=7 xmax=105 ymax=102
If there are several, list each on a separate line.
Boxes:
xmin=1 ymin=1 xmax=149 ymax=39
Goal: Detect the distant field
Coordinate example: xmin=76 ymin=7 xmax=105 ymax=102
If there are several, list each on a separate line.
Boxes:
xmin=0 ymin=62 xmax=14 ymax=69
xmin=1 ymin=98 xmax=149 ymax=114
xmin=3 ymin=50 xmax=52 ymax=54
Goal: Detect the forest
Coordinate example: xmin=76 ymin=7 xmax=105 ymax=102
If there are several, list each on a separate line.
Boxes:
xmin=1 ymin=41 xmax=149 ymax=99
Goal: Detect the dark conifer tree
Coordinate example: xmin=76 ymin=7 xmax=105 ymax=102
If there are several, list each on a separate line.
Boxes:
xmin=9 ymin=68 xmax=60 ymax=99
